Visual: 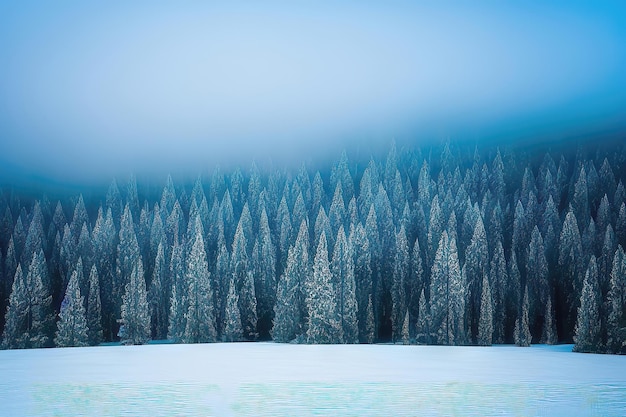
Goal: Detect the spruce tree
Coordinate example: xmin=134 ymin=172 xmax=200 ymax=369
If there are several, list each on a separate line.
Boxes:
xmin=120 ymin=259 xmax=150 ymax=345
xmin=184 ymin=218 xmax=217 ymax=343
xmin=392 ymin=225 xmax=409 ymax=342
xmin=478 ymin=274 xmax=493 ymax=346
xmin=252 ymin=207 xmax=276 ymax=340
xmin=514 ymin=286 xmax=531 ymax=347
xmin=542 ymin=296 xmax=557 ymax=345
xmin=574 ymin=256 xmax=601 ymax=353
xmin=307 ymin=233 xmax=342 ymax=344
xmin=87 ymin=265 xmax=103 ymax=346
xmin=148 ymin=242 xmax=168 ymax=340
xmin=55 ymin=270 xmax=89 ymax=348
xmin=272 ymin=220 xmax=309 ymax=342
xmin=231 ymin=220 xmax=257 ymax=340
xmin=430 ymin=231 xmax=464 ymax=345
xmin=167 ymin=237 xmax=186 ymax=342
xmin=332 ymin=227 xmax=358 ymax=343
xmin=222 ymin=275 xmax=243 ymax=342
xmin=415 ymin=289 xmax=430 ymax=344
xmin=607 ymin=245 xmax=626 ymax=353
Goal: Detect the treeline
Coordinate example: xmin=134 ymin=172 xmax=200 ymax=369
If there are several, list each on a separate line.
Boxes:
xmin=1 ymin=140 xmax=626 ymax=353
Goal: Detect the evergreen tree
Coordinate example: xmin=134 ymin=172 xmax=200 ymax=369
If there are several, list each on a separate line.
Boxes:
xmin=351 ymin=222 xmax=372 ymax=343
xmin=429 ymin=231 xmax=464 ymax=345
xmin=148 ymin=242 xmax=168 ymax=340
xmin=401 ymin=309 xmax=410 ymax=345
xmin=489 ymin=239 xmax=507 ymax=344
xmin=184 ymin=218 xmax=217 ymax=343
xmin=558 ymin=208 xmax=584 ymax=338
xmin=332 ymin=227 xmax=358 ymax=343
xmin=222 ymin=274 xmax=243 ymax=342
xmin=231 ymin=220 xmax=258 ymax=340
xmin=415 ymin=289 xmax=430 ymax=344
xmin=392 ymin=225 xmax=409 ymax=342
xmin=167 ymin=237 xmax=186 ymax=342
xmin=55 ymin=270 xmax=89 ymax=348
xmin=119 ymin=259 xmax=150 ymax=345
xmin=607 ymin=245 xmax=626 ymax=353
xmin=464 ymin=214 xmax=489 ymax=343
xmin=542 ymin=296 xmax=557 ymax=345
xmin=2 ymin=265 xmax=25 ymax=349
xmin=252 ymin=207 xmax=276 ymax=340
xmin=272 ymin=220 xmax=309 ymax=342
xmin=115 ymin=204 xmax=141 ymax=337
xmin=514 ymin=286 xmax=531 ymax=347
xmin=574 ymin=256 xmax=601 ymax=352
xmin=307 ymin=233 xmax=342 ymax=344
xmin=478 ymin=274 xmax=493 ymax=346
xmin=87 ymin=265 xmax=103 ymax=346
xmin=527 ymin=226 xmax=549 ymax=333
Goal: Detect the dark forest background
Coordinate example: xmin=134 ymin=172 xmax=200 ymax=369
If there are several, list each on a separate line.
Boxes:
xmin=1 ymin=138 xmax=626 ymax=353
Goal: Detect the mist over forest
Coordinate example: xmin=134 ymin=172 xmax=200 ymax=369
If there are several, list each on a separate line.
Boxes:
xmin=1 ymin=138 xmax=625 ymax=354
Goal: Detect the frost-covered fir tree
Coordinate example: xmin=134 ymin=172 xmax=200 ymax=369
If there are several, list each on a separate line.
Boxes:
xmin=184 ymin=218 xmax=217 ymax=343
xmin=464 ymin=214 xmax=489 ymax=344
xmin=167 ymin=237 xmax=186 ymax=342
xmin=401 ymin=310 xmax=410 ymax=345
xmin=231 ymin=220 xmax=258 ymax=340
xmin=541 ymin=296 xmax=557 ymax=345
xmin=392 ymin=225 xmax=409 ymax=342
xmin=429 ymin=231 xmax=465 ymax=345
xmin=2 ymin=265 xmax=26 ymax=349
xmin=272 ymin=220 xmax=309 ymax=343
xmin=607 ymin=245 xmax=626 ymax=353
xmin=55 ymin=270 xmax=89 ymax=347
xmin=415 ymin=289 xmax=430 ymax=344
xmin=119 ymin=259 xmax=150 ymax=345
xmin=148 ymin=242 xmax=168 ymax=340
xmin=87 ymin=265 xmax=103 ymax=346
xmin=574 ymin=256 xmax=601 ymax=353
xmin=332 ymin=226 xmax=358 ymax=343
xmin=252 ymin=207 xmax=276 ymax=340
xmin=514 ymin=286 xmax=531 ymax=347
xmin=222 ymin=275 xmax=243 ymax=342
xmin=307 ymin=233 xmax=342 ymax=344
xmin=115 ymin=204 xmax=141 ymax=336
xmin=478 ymin=274 xmax=493 ymax=346
xmin=351 ymin=222 xmax=372 ymax=343
xmin=3 ymin=250 xmax=54 ymax=349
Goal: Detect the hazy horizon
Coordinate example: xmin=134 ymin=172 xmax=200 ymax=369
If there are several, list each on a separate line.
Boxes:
xmin=1 ymin=1 xmax=625 ymax=186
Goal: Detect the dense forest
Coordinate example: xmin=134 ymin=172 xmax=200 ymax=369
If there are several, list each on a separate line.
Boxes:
xmin=1 ymin=139 xmax=626 ymax=354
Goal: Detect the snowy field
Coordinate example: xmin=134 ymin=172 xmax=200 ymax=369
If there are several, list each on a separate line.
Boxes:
xmin=0 ymin=343 xmax=625 ymax=417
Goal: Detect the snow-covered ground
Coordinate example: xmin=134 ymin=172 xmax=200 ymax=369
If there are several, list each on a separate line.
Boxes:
xmin=0 ymin=343 xmax=624 ymax=416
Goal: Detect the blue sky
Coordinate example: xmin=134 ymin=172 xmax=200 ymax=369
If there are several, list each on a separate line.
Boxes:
xmin=1 ymin=1 xmax=625 ymax=185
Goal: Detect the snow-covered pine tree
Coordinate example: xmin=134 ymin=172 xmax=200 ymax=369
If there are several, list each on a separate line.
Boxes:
xmin=351 ymin=222 xmax=372 ymax=343
xmin=490 ymin=239 xmax=507 ymax=344
xmin=464 ymin=214 xmax=489 ymax=343
xmin=542 ymin=296 xmax=557 ymax=345
xmin=514 ymin=286 xmax=531 ymax=347
xmin=222 ymin=274 xmax=243 ymax=342
xmin=231 ymin=219 xmax=258 ymax=340
xmin=252 ymin=207 xmax=276 ymax=340
xmin=55 ymin=269 xmax=89 ymax=347
xmin=478 ymin=273 xmax=493 ymax=346
xmin=430 ymin=231 xmax=464 ymax=345
xmin=574 ymin=256 xmax=601 ymax=353
xmin=401 ymin=309 xmax=410 ymax=345
xmin=87 ymin=265 xmax=103 ymax=346
xmin=607 ymin=245 xmax=626 ymax=353
xmin=148 ymin=241 xmax=168 ymax=340
xmin=272 ymin=220 xmax=309 ymax=343
xmin=167 ymin=237 xmax=186 ymax=342
xmin=184 ymin=217 xmax=217 ymax=343
xmin=331 ymin=226 xmax=358 ymax=343
xmin=115 ymin=204 xmax=141 ymax=337
xmin=416 ymin=288 xmax=430 ymax=344
xmin=2 ymin=265 xmax=26 ymax=349
xmin=120 ymin=258 xmax=150 ymax=345
xmin=392 ymin=225 xmax=409 ymax=342
xmin=307 ymin=232 xmax=342 ymax=344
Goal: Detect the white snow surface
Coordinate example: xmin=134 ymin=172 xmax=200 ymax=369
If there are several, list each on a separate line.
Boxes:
xmin=0 ymin=342 xmax=624 ymax=416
